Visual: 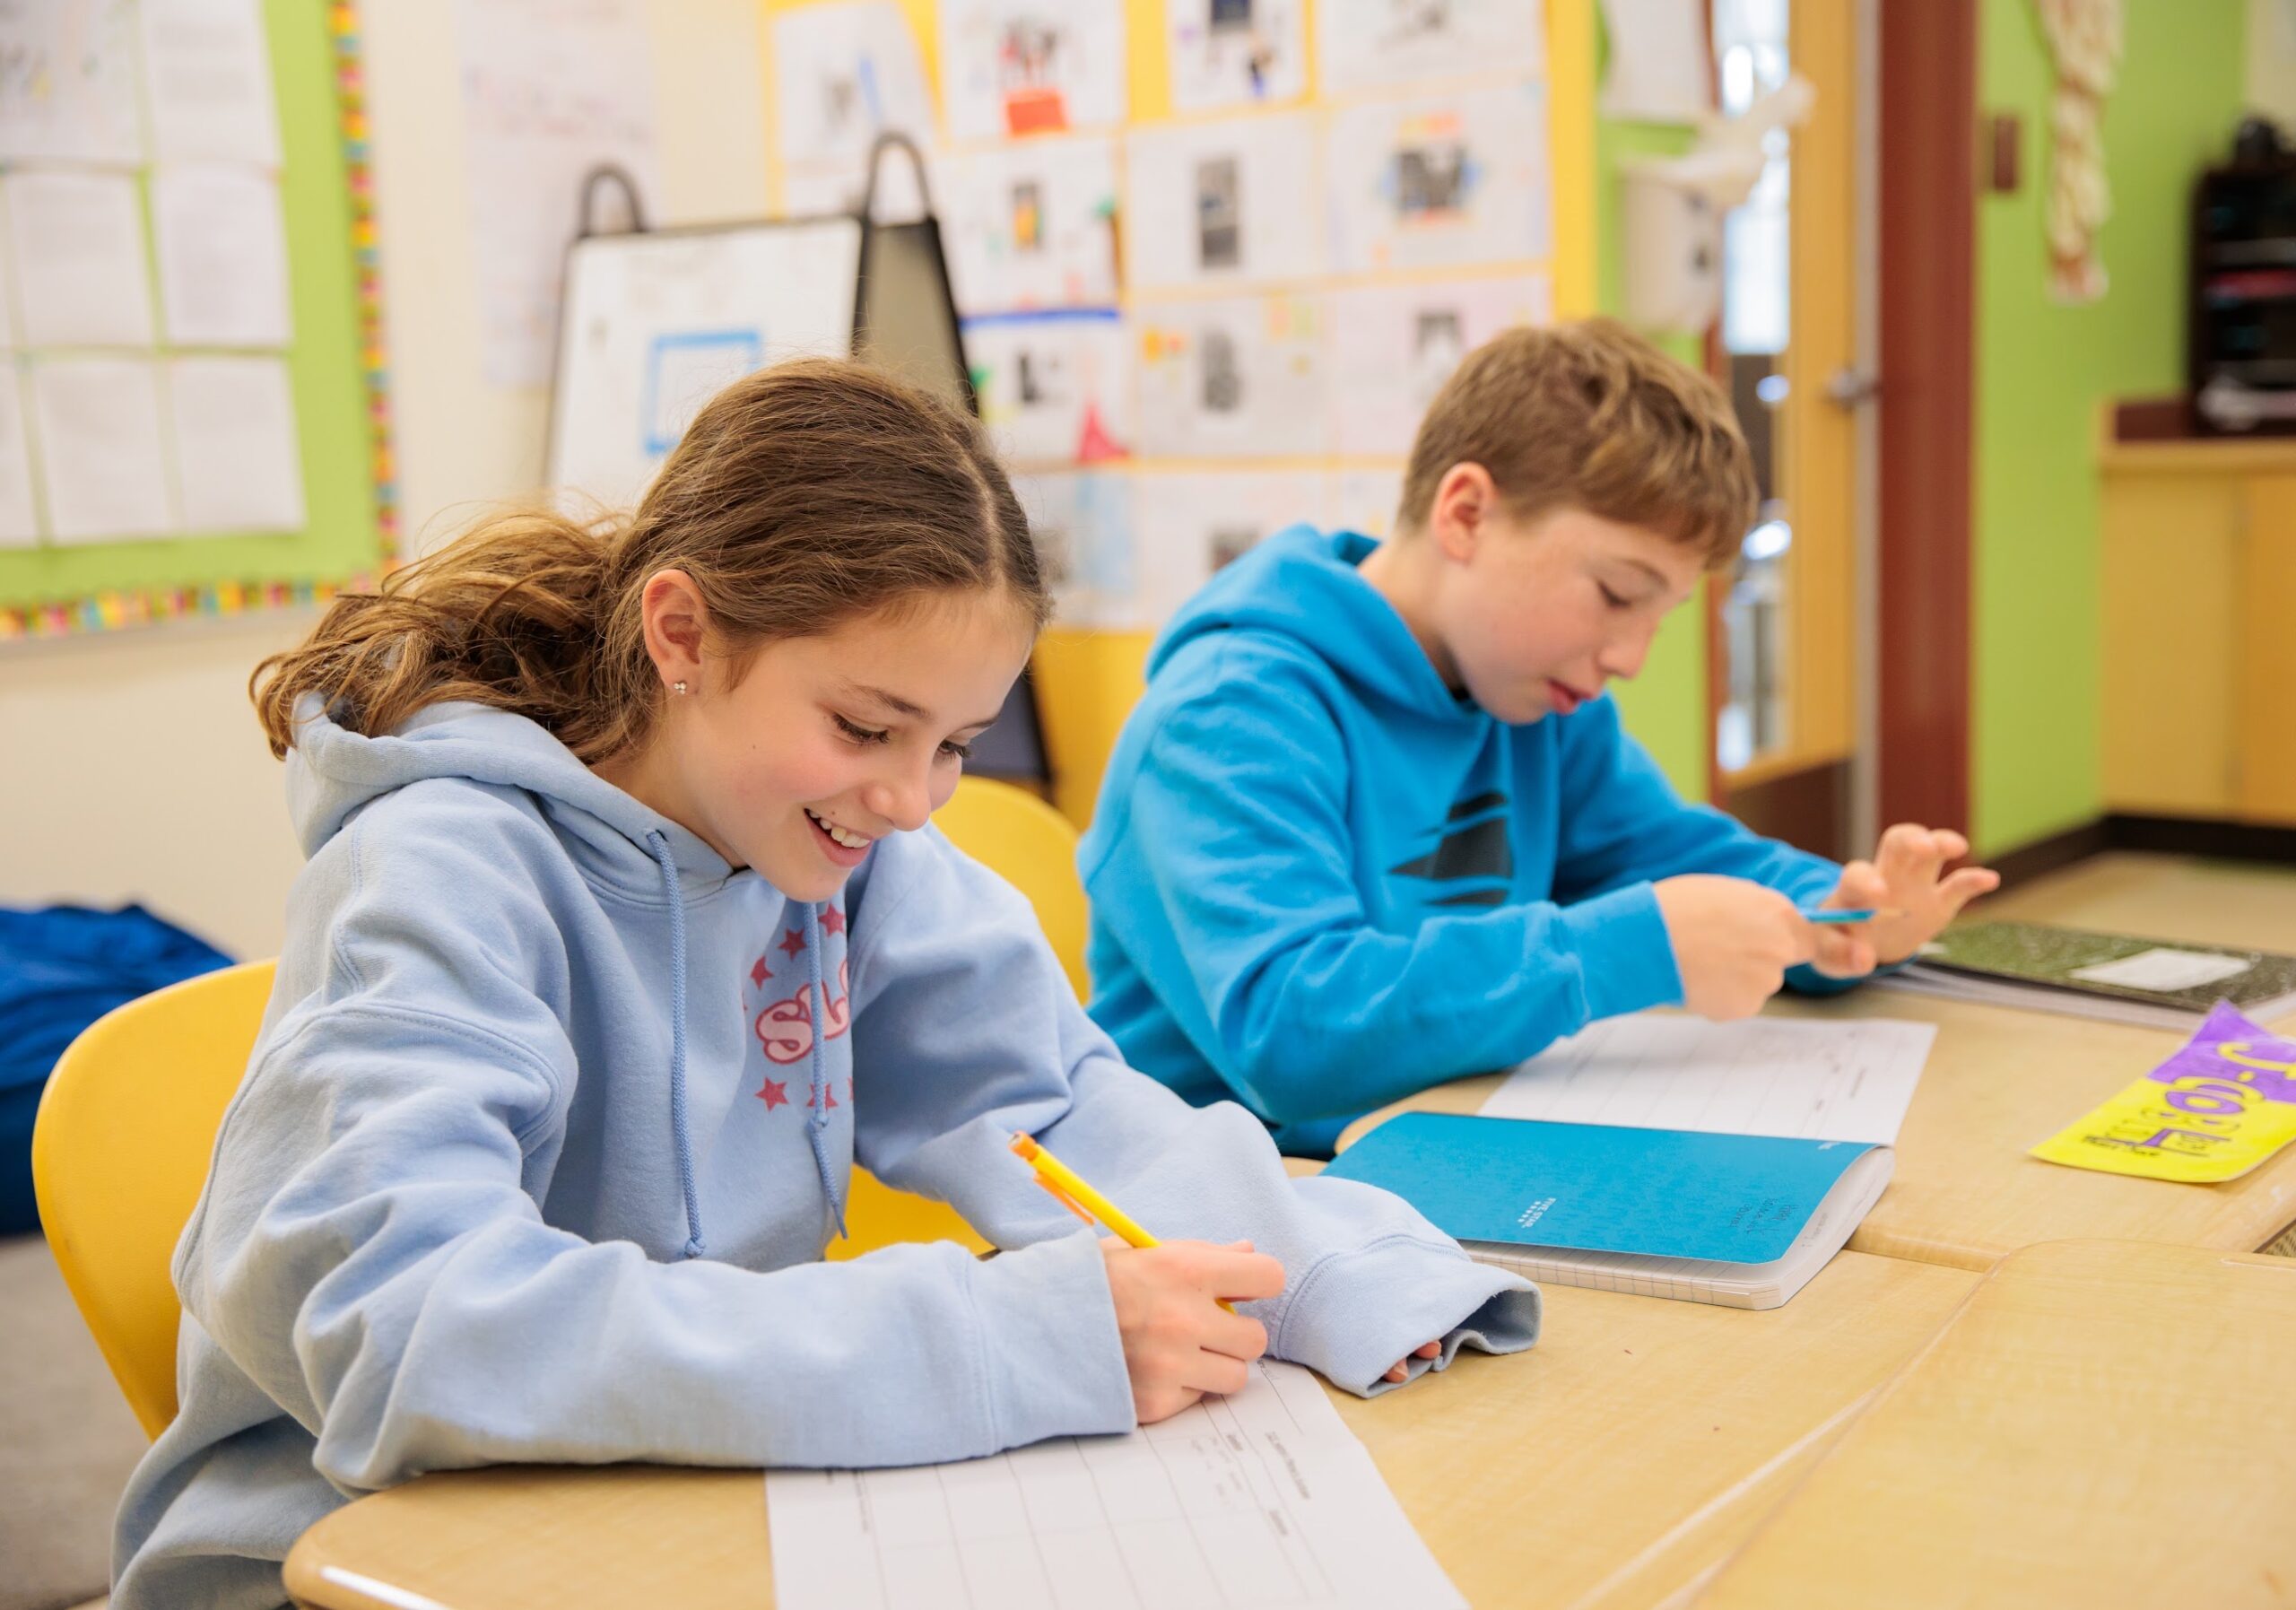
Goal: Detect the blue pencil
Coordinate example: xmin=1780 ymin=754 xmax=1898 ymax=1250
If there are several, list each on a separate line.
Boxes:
xmin=1800 ymin=907 xmax=1907 ymax=925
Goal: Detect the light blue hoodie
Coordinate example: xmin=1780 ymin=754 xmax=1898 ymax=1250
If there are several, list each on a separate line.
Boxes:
xmin=110 ymin=700 xmax=1540 ymax=1610
xmin=1081 ymin=527 xmax=1853 ymax=1155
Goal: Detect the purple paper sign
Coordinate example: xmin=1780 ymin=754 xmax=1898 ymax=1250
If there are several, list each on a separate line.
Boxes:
xmin=2149 ymin=1002 xmax=2296 ymax=1106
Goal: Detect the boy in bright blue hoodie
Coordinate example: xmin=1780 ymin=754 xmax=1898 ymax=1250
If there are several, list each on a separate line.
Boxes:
xmin=1082 ymin=320 xmax=1999 ymax=1155
xmin=110 ymin=362 xmax=1537 ymax=1610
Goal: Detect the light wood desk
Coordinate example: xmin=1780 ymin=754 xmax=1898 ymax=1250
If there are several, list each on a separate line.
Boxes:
xmin=1696 ymin=1240 xmax=2296 ymax=1608
xmin=1340 ymin=988 xmax=2296 ymax=1273
xmin=284 ymin=1252 xmax=1975 ymax=1610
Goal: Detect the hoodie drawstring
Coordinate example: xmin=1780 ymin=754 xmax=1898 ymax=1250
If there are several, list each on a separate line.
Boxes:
xmin=644 ymin=830 xmax=709 ymax=1261
xmin=803 ymin=901 xmax=849 ymax=1242
xmin=644 ymin=830 xmax=847 ymax=1258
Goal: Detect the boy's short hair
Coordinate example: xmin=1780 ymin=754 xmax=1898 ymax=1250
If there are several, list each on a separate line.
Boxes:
xmin=1397 ymin=318 xmax=1758 ymax=566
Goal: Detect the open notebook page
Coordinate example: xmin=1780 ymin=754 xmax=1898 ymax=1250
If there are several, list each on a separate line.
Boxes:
xmin=1480 ymin=1012 xmax=1936 ymax=1145
xmin=766 ymin=1360 xmax=1462 ymax=1610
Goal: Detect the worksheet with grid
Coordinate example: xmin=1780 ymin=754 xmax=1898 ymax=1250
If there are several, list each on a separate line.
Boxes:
xmin=764 ymin=1361 xmax=1463 ymax=1610
xmin=1479 ymin=1011 xmax=1936 ymax=1144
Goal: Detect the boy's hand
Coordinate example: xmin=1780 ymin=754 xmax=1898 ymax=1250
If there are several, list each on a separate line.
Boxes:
xmin=1654 ymin=875 xmax=1814 ymax=1020
xmin=1102 ymin=1237 xmax=1283 ymax=1423
xmin=1820 ymin=824 xmax=2000 ymax=967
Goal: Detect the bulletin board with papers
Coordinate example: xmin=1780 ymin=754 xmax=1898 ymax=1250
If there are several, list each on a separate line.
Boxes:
xmin=760 ymin=0 xmax=1561 ymax=639
xmin=0 ymin=0 xmax=391 ymax=640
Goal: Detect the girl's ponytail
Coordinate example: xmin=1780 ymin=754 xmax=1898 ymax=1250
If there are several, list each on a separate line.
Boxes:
xmin=251 ymin=509 xmax=622 ymax=760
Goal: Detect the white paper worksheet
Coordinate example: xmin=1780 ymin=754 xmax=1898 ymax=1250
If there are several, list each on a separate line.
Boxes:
xmin=765 ymin=1360 xmax=1464 ymax=1610
xmin=4 ymin=170 xmax=156 ymax=349
xmin=152 ymin=166 xmax=292 ymax=348
xmin=140 ymin=0 xmax=283 ymax=166
xmin=169 ymin=356 xmax=304 ymax=533
xmin=0 ymin=0 xmax=146 ymax=165
xmin=1480 ymin=1012 xmax=1938 ymax=1145
xmin=30 ymin=358 xmax=176 ymax=544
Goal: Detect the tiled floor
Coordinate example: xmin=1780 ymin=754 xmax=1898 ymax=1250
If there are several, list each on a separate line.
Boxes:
xmin=1 ymin=1234 xmax=145 ymax=1610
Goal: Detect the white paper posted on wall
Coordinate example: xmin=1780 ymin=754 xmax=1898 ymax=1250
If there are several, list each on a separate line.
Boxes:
xmin=765 ymin=1360 xmax=1463 ymax=1610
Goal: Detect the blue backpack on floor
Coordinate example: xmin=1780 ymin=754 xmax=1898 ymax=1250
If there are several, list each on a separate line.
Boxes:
xmin=1 ymin=905 xmax=233 ymax=1236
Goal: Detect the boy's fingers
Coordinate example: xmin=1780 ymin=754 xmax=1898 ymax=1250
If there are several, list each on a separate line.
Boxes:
xmin=1832 ymin=859 xmax=1885 ymax=907
xmin=1935 ymin=829 xmax=1970 ymax=861
xmin=1809 ymin=930 xmax=1874 ymax=979
xmin=1877 ymin=823 xmax=1932 ymax=879
xmin=1938 ymin=866 xmax=2001 ymax=910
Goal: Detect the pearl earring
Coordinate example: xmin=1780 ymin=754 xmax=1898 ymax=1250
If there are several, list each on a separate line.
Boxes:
xmin=673 ymin=680 xmax=689 ymax=695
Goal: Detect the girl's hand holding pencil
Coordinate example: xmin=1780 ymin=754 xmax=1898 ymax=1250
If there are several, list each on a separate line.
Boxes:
xmin=1013 ymin=1133 xmax=1281 ymax=1423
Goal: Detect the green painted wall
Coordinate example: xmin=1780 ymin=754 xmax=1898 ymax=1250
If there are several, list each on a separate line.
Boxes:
xmin=1972 ymin=1 xmax=2245 ymax=853
xmin=1598 ymin=113 xmax=1713 ymax=803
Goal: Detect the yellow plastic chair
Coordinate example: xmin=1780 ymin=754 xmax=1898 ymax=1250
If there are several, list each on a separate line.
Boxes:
xmin=32 ymin=959 xmax=278 ymax=1438
xmin=834 ymin=777 xmax=1092 ymax=1260
xmin=931 ymin=774 xmax=1090 ymax=998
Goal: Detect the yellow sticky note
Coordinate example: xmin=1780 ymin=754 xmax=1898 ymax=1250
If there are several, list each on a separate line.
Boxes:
xmin=2031 ymin=1003 xmax=2296 ymax=1183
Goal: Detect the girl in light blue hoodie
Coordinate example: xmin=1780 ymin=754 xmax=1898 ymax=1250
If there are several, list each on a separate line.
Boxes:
xmin=110 ymin=360 xmax=1538 ymax=1609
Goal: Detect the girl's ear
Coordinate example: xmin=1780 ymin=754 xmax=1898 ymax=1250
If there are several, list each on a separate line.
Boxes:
xmin=639 ymin=570 xmax=710 ymax=692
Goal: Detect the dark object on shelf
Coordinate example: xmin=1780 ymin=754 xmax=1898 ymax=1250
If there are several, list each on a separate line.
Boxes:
xmin=2191 ymin=117 xmax=2296 ymax=435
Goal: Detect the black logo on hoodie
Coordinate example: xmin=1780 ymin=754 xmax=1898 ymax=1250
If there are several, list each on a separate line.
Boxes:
xmin=1387 ymin=790 xmax=1511 ymax=908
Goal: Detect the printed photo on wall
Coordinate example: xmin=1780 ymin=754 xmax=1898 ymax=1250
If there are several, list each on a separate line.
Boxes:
xmin=1318 ymin=0 xmax=1546 ymax=95
xmin=1012 ymin=469 xmax=1136 ymax=627
xmin=937 ymin=135 xmax=1118 ymax=312
xmin=1165 ymin=0 xmax=1308 ymax=111
xmin=963 ymin=309 xmax=1131 ymax=466
xmin=1135 ymin=293 xmax=1328 ymax=458
xmin=1126 ymin=470 xmax=1327 ymax=629
xmin=1327 ymin=83 xmax=1553 ymax=272
xmin=1126 ymin=113 xmax=1321 ymax=291
xmin=770 ymin=1 xmax=932 ymax=172
xmin=1327 ymin=275 xmax=1552 ymax=454
xmin=940 ymin=0 xmax=1126 ymax=141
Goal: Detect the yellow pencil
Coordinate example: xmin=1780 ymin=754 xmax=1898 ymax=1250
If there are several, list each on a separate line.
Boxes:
xmin=1010 ymin=1133 xmax=1234 ymax=1310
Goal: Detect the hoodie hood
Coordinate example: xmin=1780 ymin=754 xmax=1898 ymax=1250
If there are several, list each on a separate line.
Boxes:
xmin=1148 ymin=526 xmax=1474 ymax=726
xmin=285 ymin=695 xmax=847 ymax=1256
xmin=286 ymin=695 xmax=729 ymax=887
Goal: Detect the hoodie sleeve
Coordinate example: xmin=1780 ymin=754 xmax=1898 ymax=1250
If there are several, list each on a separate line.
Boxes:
xmin=1085 ymin=662 xmax=1694 ymax=1128
xmin=848 ymin=826 xmax=1540 ymax=1399
xmin=180 ymin=805 xmax=1138 ymax=1489
xmin=1549 ymin=695 xmax=1863 ymax=997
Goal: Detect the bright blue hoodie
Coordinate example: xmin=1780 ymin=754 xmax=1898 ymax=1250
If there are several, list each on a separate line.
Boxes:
xmin=110 ymin=699 xmax=1540 ymax=1610
xmin=1081 ymin=527 xmax=1852 ymax=1155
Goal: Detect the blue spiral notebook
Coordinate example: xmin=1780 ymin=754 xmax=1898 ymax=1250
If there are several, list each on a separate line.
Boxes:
xmin=1322 ymin=1112 xmax=1894 ymax=1309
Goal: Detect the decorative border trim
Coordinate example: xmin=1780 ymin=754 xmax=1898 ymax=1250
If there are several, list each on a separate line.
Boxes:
xmin=0 ymin=0 xmax=395 ymax=644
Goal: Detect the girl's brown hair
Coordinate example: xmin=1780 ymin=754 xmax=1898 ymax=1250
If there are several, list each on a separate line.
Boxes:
xmin=253 ymin=359 xmax=1047 ymax=761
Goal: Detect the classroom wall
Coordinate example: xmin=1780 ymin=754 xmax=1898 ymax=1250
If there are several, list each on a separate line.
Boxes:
xmin=1970 ymin=0 xmax=2245 ymax=857
xmin=0 ymin=0 xmax=770 ymax=959
xmin=1596 ymin=112 xmax=1709 ymax=802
